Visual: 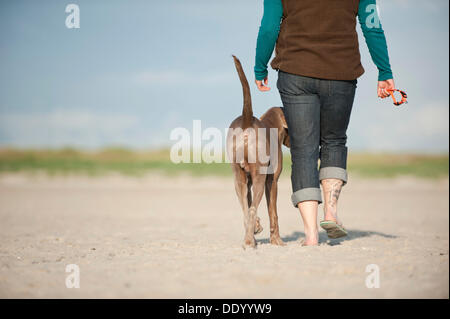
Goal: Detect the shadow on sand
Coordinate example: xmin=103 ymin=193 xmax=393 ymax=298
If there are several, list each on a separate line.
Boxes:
xmin=256 ymin=229 xmax=397 ymax=246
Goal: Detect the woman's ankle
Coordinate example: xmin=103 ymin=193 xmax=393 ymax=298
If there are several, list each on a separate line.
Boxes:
xmin=305 ymin=227 xmax=318 ymax=240
xmin=324 ymin=209 xmax=338 ymax=222
xmin=303 ymin=228 xmax=319 ymax=245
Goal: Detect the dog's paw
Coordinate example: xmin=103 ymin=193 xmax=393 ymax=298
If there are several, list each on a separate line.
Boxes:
xmin=254 ymin=218 xmax=263 ymax=235
xmin=270 ymin=236 xmax=286 ymax=246
xmin=243 ymin=238 xmax=257 ymax=249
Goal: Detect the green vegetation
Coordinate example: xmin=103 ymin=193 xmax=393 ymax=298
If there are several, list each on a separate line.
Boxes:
xmin=346 ymin=153 xmax=449 ymax=179
xmin=0 ymin=148 xmax=448 ymax=179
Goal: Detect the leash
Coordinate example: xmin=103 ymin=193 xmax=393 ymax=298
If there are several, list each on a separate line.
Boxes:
xmin=387 ymin=89 xmax=408 ymax=106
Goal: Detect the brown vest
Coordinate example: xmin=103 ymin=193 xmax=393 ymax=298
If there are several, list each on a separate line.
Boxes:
xmin=271 ymin=0 xmax=365 ymax=81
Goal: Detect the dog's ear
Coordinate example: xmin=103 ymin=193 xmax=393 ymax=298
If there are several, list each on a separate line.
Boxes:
xmin=280 ymin=111 xmax=288 ymax=130
xmin=280 ymin=109 xmax=290 ymax=148
xmin=283 ymin=129 xmax=290 ymax=148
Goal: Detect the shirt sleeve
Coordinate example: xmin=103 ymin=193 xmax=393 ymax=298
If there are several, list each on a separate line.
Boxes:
xmin=254 ymin=0 xmax=283 ymax=81
xmin=358 ymin=0 xmax=394 ymax=81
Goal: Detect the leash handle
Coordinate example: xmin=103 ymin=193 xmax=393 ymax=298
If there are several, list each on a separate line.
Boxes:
xmin=387 ymin=89 xmax=408 ymax=106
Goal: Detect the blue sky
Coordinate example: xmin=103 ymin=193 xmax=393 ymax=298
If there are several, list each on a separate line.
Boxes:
xmin=0 ymin=0 xmax=448 ymax=152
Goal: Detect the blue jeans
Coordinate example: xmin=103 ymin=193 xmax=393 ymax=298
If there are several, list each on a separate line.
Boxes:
xmin=277 ymin=71 xmax=357 ymax=207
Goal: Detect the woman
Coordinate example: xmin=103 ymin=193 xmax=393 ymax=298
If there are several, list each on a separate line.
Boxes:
xmin=254 ymin=0 xmax=394 ymax=245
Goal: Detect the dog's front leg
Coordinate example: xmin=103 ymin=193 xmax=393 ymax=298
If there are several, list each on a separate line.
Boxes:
xmin=265 ymin=175 xmax=286 ymax=246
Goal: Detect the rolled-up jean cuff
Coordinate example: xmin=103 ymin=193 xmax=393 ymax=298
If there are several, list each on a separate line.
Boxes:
xmin=291 ymin=188 xmax=322 ymax=207
xmin=319 ymin=167 xmax=348 ymax=185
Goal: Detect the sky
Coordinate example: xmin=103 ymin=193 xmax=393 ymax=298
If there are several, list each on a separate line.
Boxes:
xmin=0 ymin=0 xmax=448 ymax=153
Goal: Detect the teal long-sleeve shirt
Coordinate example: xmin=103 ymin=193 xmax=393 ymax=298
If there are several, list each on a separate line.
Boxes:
xmin=254 ymin=0 xmax=394 ymax=81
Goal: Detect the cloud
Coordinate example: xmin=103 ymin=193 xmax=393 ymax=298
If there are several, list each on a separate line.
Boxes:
xmin=0 ymin=109 xmax=140 ymax=148
xmin=361 ymin=102 xmax=449 ymax=152
xmin=131 ymin=70 xmax=232 ymax=86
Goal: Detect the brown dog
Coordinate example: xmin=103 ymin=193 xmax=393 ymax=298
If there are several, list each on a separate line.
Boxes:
xmin=227 ymin=56 xmax=290 ymax=248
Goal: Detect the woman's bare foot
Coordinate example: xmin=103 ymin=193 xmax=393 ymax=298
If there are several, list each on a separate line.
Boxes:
xmin=302 ymin=231 xmax=319 ymax=246
xmin=297 ymin=201 xmax=319 ymax=246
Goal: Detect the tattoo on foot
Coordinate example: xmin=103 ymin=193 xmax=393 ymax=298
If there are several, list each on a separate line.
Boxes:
xmin=322 ymin=179 xmax=343 ymax=215
xmin=329 ymin=181 xmax=342 ymax=207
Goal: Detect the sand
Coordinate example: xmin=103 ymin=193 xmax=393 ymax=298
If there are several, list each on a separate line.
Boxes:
xmin=0 ymin=173 xmax=448 ymax=298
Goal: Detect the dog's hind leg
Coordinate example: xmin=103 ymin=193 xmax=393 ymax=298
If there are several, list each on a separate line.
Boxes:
xmin=247 ymin=177 xmax=252 ymax=208
xmin=244 ymin=172 xmax=266 ymax=248
xmin=247 ymin=178 xmax=263 ymax=235
xmin=233 ymin=166 xmax=253 ymax=247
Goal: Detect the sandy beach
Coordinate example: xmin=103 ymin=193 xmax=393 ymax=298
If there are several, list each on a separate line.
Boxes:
xmin=0 ymin=173 xmax=448 ymax=298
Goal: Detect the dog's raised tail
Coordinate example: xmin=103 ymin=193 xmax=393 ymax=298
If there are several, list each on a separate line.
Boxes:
xmin=232 ymin=55 xmax=253 ymax=129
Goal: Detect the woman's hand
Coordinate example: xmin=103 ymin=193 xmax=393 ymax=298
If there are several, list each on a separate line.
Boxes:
xmin=255 ymin=77 xmax=271 ymax=92
xmin=378 ymin=79 xmax=395 ymax=99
